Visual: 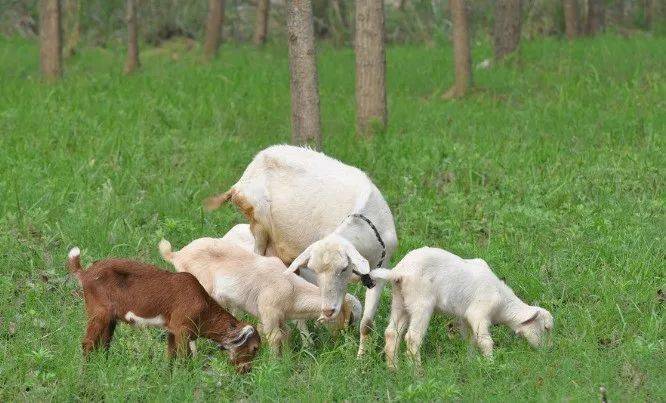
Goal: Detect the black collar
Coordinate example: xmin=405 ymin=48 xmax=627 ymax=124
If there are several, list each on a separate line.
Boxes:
xmin=349 ymin=213 xmax=386 ymax=269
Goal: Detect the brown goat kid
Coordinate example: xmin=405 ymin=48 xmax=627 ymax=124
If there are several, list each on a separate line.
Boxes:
xmin=67 ymin=247 xmax=260 ymax=373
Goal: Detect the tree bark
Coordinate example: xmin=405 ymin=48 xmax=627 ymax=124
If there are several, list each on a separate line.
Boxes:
xmin=355 ymin=0 xmax=387 ymax=135
xmin=63 ymin=0 xmax=79 ymax=58
xmin=562 ymin=0 xmax=579 ymax=40
xmin=645 ymin=0 xmax=655 ymax=29
xmin=443 ymin=0 xmax=471 ymax=99
xmin=493 ymin=0 xmax=521 ymax=60
xmin=123 ymin=0 xmax=140 ymax=74
xmin=286 ymin=0 xmax=322 ymax=149
xmin=204 ymin=0 xmax=225 ymax=60
xmin=331 ymin=0 xmax=349 ymax=29
xmin=585 ymin=0 xmax=604 ymax=35
xmin=254 ymin=0 xmax=270 ymax=45
xmin=39 ymin=0 xmax=62 ymax=82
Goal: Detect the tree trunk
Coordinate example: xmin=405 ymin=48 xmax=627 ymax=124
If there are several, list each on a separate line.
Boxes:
xmin=39 ymin=0 xmax=62 ymax=82
xmin=286 ymin=0 xmax=322 ymax=149
xmin=63 ymin=0 xmax=79 ymax=58
xmin=645 ymin=0 xmax=655 ymax=29
xmin=355 ymin=0 xmax=387 ymax=135
xmin=204 ymin=0 xmax=225 ymax=60
xmin=123 ymin=0 xmax=140 ymax=74
xmin=493 ymin=0 xmax=521 ymax=60
xmin=397 ymin=0 xmax=407 ymax=12
xmin=443 ymin=0 xmax=471 ymax=99
xmin=254 ymin=0 xmax=270 ymax=45
xmin=585 ymin=0 xmax=604 ymax=35
xmin=331 ymin=0 xmax=349 ymax=29
xmin=562 ymin=0 xmax=579 ymax=40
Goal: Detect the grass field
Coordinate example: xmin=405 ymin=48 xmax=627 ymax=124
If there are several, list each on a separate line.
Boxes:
xmin=0 ymin=34 xmax=664 ymax=401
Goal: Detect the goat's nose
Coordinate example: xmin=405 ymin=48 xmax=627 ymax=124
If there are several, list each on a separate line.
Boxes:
xmin=323 ymin=308 xmax=335 ymax=318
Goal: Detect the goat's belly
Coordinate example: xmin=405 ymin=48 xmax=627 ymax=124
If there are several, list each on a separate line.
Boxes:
xmin=124 ymin=311 xmax=166 ymax=327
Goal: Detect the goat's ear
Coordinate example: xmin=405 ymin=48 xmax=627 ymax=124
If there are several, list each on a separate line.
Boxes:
xmin=520 ymin=309 xmax=539 ymax=326
xmin=284 ymin=245 xmax=312 ymax=275
xmin=345 ymin=245 xmax=370 ymax=275
xmin=222 ymin=325 xmax=255 ymax=350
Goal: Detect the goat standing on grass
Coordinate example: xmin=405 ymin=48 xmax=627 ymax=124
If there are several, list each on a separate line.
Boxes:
xmin=67 ymin=247 xmax=261 ymax=373
xmin=159 ymin=237 xmax=362 ymax=354
xmin=371 ymin=247 xmax=554 ymax=369
xmin=205 ymin=145 xmax=398 ymax=356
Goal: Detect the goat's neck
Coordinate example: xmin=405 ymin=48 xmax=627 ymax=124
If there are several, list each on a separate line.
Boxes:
xmin=200 ymin=303 xmax=239 ymax=343
xmin=334 ymin=217 xmax=381 ymax=264
xmin=497 ymin=295 xmax=532 ymax=329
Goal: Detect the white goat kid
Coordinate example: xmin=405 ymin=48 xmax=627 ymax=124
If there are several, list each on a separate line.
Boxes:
xmin=159 ymin=237 xmax=362 ymax=354
xmin=372 ymin=247 xmax=553 ymax=369
xmin=205 ymin=145 xmax=398 ymax=356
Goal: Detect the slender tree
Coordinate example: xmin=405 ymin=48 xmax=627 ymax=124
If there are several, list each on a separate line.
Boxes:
xmin=493 ymin=0 xmax=522 ymax=60
xmin=123 ymin=0 xmax=140 ymax=74
xmin=330 ymin=0 xmax=349 ymax=45
xmin=204 ymin=0 xmax=225 ymax=60
xmin=63 ymin=0 xmax=79 ymax=58
xmin=585 ymin=0 xmax=604 ymax=35
xmin=443 ymin=0 xmax=471 ymax=99
xmin=355 ymin=0 xmax=387 ymax=134
xmin=645 ymin=0 xmax=655 ymax=29
xmin=562 ymin=0 xmax=579 ymax=40
xmin=39 ymin=0 xmax=62 ymax=82
xmin=254 ymin=0 xmax=270 ymax=45
xmin=286 ymin=0 xmax=322 ymax=148
xmin=562 ymin=0 xmax=578 ymax=41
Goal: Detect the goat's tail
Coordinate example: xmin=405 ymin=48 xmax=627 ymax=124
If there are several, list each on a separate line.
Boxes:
xmin=203 ymin=189 xmax=232 ymax=212
xmin=67 ymin=247 xmax=83 ymax=277
xmin=158 ymin=239 xmax=175 ymax=262
xmin=369 ymin=268 xmax=400 ymax=282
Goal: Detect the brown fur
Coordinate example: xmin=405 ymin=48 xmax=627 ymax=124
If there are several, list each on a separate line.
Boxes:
xmin=68 ymin=251 xmax=260 ymax=373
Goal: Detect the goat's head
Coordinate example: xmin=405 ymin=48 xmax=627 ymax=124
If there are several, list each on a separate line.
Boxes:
xmin=221 ymin=324 xmax=261 ymax=373
xmin=286 ymin=235 xmax=371 ymax=321
xmin=514 ymin=307 xmax=554 ymax=348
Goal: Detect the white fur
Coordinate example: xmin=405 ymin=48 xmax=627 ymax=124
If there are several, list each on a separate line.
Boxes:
xmin=219 ymin=224 xmax=255 ymax=252
xmin=68 ymin=247 xmax=80 ymax=259
xmin=159 ymin=237 xmax=361 ymax=353
xmin=219 ymin=145 xmax=397 ymax=356
xmin=376 ymin=247 xmax=554 ymax=368
xmin=124 ymin=311 xmax=166 ymax=327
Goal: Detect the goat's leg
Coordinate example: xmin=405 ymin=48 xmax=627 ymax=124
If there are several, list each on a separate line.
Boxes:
xmin=466 ymin=312 xmax=494 ymax=358
xmin=384 ymin=287 xmax=409 ymax=370
xmin=250 ymin=222 xmax=269 ymax=256
xmin=357 ymin=278 xmax=386 ymax=357
xmin=260 ymin=312 xmax=287 ymax=355
xmin=82 ymin=313 xmax=111 ymax=357
xmin=294 ymin=320 xmax=314 ymax=347
xmin=404 ymin=303 xmax=434 ymax=367
xmin=167 ymin=333 xmax=177 ymax=358
xmin=173 ymin=329 xmax=192 ymax=358
xmin=102 ymin=320 xmax=116 ymax=351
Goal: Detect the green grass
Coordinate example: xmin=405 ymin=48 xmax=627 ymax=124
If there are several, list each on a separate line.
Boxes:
xmin=0 ymin=34 xmax=664 ymax=401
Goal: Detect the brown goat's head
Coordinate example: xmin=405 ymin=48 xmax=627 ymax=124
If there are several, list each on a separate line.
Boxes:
xmin=221 ymin=324 xmax=261 ymax=373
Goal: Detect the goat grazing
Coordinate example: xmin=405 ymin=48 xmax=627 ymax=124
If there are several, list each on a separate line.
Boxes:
xmin=159 ymin=237 xmax=362 ymax=353
xmin=67 ymin=247 xmax=261 ymax=373
xmin=205 ymin=144 xmax=397 ymax=355
xmin=371 ymin=247 xmax=553 ymax=368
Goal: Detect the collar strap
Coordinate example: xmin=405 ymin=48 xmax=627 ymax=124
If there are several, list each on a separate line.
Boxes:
xmin=353 ymin=269 xmax=375 ymax=288
xmin=349 ymin=213 xmax=386 ymax=269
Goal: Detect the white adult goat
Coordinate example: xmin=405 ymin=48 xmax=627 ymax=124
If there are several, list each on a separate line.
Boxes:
xmin=205 ymin=145 xmax=397 ymax=355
